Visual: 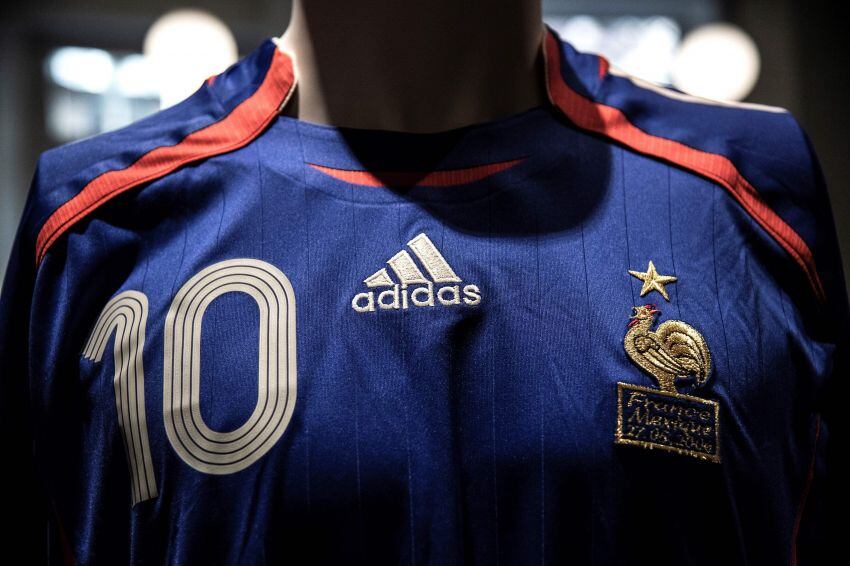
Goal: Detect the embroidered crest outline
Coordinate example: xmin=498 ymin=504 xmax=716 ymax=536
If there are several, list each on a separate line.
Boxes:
xmin=615 ymin=304 xmax=721 ymax=463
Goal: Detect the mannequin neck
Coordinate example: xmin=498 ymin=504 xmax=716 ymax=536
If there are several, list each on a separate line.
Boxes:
xmin=276 ymin=0 xmax=548 ymax=133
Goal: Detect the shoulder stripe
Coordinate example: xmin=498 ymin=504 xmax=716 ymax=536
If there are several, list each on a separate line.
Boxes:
xmin=542 ymin=28 xmax=826 ymax=303
xmin=35 ymin=47 xmax=297 ymax=267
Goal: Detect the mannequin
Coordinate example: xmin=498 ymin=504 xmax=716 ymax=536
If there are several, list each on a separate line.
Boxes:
xmin=274 ymin=0 xmax=549 ymax=133
xmin=2 ymin=1 xmax=842 ymax=561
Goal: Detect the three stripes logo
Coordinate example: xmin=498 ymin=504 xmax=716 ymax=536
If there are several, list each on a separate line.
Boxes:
xmin=351 ymin=233 xmax=482 ymax=313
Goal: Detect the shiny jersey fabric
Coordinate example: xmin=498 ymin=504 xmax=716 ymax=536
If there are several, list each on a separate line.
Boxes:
xmin=0 ymin=24 xmax=847 ymax=566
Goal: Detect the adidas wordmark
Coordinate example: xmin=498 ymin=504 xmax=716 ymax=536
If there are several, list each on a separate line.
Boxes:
xmin=351 ymin=233 xmax=482 ymax=313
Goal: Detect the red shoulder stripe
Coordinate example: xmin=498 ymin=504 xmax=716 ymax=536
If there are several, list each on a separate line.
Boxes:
xmin=542 ymin=28 xmax=826 ymax=304
xmin=35 ymin=48 xmax=297 ymax=267
xmin=598 ymin=55 xmax=610 ymax=79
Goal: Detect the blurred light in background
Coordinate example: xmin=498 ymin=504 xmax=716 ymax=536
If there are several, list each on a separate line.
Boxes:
xmin=552 ymin=15 xmax=682 ymax=86
xmin=545 ymin=15 xmax=760 ymax=102
xmin=43 ymin=9 xmax=236 ymax=144
xmin=143 ymin=9 xmax=238 ymax=108
xmin=45 ymin=49 xmax=160 ymax=142
xmin=115 ymin=54 xmax=160 ymax=99
xmin=672 ymin=23 xmax=761 ymax=102
xmin=48 ymin=47 xmax=115 ymax=94
xmin=43 ymin=10 xmax=762 ymax=146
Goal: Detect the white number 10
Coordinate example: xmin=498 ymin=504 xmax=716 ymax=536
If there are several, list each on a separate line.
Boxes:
xmin=83 ymin=258 xmax=297 ymax=506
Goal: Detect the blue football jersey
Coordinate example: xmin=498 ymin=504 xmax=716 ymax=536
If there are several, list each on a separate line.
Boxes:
xmin=1 ymin=23 xmax=847 ymax=565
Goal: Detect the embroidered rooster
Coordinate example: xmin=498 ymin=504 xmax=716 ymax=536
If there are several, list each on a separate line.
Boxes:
xmin=624 ymin=304 xmax=712 ymax=393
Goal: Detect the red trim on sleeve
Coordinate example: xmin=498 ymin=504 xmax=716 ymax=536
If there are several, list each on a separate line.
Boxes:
xmin=542 ymin=28 xmax=826 ymax=304
xmin=306 ymin=157 xmax=525 ymax=187
xmin=35 ymin=48 xmax=297 ymax=267
xmin=598 ymin=55 xmax=609 ymax=79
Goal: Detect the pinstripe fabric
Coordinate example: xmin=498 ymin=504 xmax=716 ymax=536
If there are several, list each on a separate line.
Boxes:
xmin=541 ymin=28 xmax=825 ymax=304
xmin=0 ymin=23 xmax=845 ymax=566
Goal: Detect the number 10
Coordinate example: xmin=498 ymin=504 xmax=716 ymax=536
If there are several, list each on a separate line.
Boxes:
xmin=82 ymin=258 xmax=297 ymax=506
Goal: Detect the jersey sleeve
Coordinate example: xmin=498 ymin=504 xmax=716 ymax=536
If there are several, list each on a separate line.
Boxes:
xmin=789 ymin=116 xmax=850 ymax=563
xmin=0 ymin=156 xmax=49 ymax=559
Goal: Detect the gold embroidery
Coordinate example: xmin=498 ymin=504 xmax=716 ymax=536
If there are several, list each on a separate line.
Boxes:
xmin=623 ymin=305 xmax=711 ymax=393
xmin=615 ymin=382 xmax=721 ymax=463
xmin=628 ymin=260 xmax=677 ymax=301
xmin=615 ymin=304 xmax=721 ymax=463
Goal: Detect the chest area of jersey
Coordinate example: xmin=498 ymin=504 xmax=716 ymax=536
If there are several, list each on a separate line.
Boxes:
xmin=68 ymin=212 xmax=806 ymax=511
xmin=61 ymin=156 xmax=814 ymax=508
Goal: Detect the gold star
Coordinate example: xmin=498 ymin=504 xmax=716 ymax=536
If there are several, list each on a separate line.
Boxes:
xmin=628 ymin=260 xmax=677 ymax=301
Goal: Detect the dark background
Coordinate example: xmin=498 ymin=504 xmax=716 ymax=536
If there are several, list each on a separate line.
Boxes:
xmin=1 ymin=0 xmax=848 ymax=299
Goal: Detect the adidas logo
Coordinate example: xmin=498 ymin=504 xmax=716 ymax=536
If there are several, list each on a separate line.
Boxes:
xmin=351 ymin=233 xmax=482 ymax=313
